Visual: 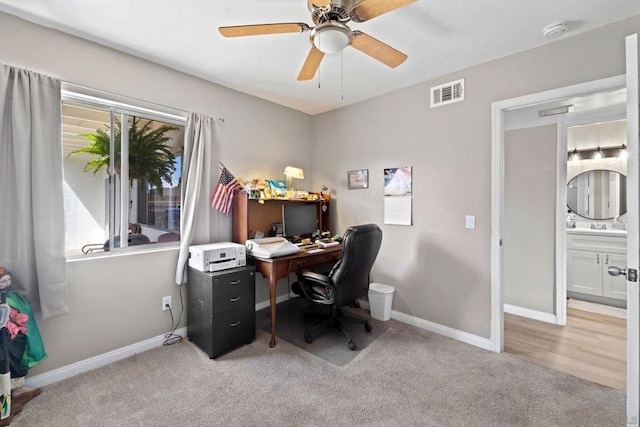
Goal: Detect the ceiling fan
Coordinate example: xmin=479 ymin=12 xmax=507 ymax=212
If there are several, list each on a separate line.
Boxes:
xmin=219 ymin=0 xmax=416 ymax=81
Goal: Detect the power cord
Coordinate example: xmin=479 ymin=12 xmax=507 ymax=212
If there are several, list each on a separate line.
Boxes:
xmin=163 ymin=283 xmax=185 ymax=346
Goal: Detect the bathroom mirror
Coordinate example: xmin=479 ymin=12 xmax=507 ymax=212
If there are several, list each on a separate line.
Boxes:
xmin=567 ymin=169 xmax=627 ymax=220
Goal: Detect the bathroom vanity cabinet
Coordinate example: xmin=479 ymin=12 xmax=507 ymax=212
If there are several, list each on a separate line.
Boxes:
xmin=567 ymin=230 xmax=627 ymax=301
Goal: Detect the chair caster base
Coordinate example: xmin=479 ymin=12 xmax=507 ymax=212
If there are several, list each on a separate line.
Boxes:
xmin=364 ymin=321 xmax=372 ymax=332
xmin=348 ymin=341 xmax=357 ymax=351
xmin=304 ymin=333 xmax=313 ymax=344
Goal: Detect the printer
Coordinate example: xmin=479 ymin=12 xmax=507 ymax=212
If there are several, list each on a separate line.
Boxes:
xmin=189 ymin=242 xmax=246 ymax=272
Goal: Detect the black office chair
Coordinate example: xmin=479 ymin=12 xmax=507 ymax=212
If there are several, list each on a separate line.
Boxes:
xmin=292 ymin=223 xmax=383 ymax=351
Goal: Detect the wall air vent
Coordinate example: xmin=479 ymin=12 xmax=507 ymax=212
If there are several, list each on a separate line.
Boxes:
xmin=430 ymin=79 xmax=465 ymax=108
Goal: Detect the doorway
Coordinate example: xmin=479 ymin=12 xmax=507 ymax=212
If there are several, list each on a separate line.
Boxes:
xmin=491 ymin=75 xmax=627 ymax=347
xmin=501 ymin=95 xmax=628 ymax=388
xmin=491 ymin=74 xmax=630 ymax=378
xmin=501 ymin=107 xmax=627 ymax=319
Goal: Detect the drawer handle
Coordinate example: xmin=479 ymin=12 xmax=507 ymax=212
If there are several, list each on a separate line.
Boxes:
xmin=596 ymin=254 xmax=600 ymax=264
xmin=230 ymin=280 xmax=241 ymax=285
xmin=230 ymin=321 xmax=240 ymax=327
xmin=605 ymin=254 xmax=609 ymax=264
xmin=298 ymin=261 xmax=306 ymax=267
xmin=230 ymin=296 xmax=241 ymax=302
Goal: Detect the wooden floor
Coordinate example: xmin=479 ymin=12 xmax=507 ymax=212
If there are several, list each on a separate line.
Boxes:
xmin=504 ymin=307 xmax=626 ymax=390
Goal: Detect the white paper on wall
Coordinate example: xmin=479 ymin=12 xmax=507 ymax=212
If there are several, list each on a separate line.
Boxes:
xmin=384 ymin=167 xmax=412 ymax=225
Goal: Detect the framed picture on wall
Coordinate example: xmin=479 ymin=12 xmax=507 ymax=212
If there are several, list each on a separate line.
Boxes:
xmin=348 ymin=169 xmax=369 ymax=189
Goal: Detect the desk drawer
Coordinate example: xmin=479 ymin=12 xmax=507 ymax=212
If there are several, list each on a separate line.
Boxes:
xmin=288 ymin=251 xmax=341 ymax=272
xmin=212 ymin=285 xmax=254 ymax=315
xmin=211 ymin=307 xmax=255 ymax=358
xmin=212 ymin=269 xmax=255 ymax=314
xmin=212 ymin=270 xmax=255 ymax=298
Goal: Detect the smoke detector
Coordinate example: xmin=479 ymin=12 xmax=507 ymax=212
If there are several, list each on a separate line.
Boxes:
xmin=542 ymin=21 xmax=568 ymax=39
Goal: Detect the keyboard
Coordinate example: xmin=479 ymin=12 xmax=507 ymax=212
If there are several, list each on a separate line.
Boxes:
xmin=306 ymin=248 xmax=324 ymax=254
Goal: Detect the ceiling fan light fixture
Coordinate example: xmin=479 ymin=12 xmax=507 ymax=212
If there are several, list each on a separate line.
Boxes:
xmin=311 ymin=22 xmax=352 ymax=54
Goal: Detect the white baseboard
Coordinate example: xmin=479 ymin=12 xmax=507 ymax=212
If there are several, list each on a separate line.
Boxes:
xmin=27 ymin=297 xmax=496 ymax=389
xmin=26 ymin=295 xmax=289 ymax=387
xmin=27 ymin=296 xmax=288 ymax=389
xmin=359 ymin=300 xmax=493 ymax=351
xmin=504 ymin=304 xmax=557 ymax=324
xmin=26 ymin=327 xmax=187 ymax=389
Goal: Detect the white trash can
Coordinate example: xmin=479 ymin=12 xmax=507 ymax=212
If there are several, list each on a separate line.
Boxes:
xmin=368 ymin=283 xmax=395 ymax=321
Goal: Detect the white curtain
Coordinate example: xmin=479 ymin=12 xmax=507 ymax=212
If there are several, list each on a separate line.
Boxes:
xmin=175 ymin=113 xmax=212 ymax=285
xmin=0 ymin=64 xmax=68 ymax=318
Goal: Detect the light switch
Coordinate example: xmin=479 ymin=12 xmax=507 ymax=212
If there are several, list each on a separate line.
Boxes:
xmin=465 ymin=215 xmax=476 ymax=229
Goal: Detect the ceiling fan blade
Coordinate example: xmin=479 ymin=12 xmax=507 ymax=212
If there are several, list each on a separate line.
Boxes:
xmin=351 ymin=31 xmax=407 ymax=68
xmin=219 ymin=23 xmax=309 ymax=38
xmin=308 ymin=0 xmax=331 ymax=8
xmin=298 ymin=47 xmax=325 ymax=81
xmin=351 ymin=0 xmax=417 ymax=22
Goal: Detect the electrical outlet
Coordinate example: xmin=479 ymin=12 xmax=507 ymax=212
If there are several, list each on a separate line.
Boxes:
xmin=162 ymin=296 xmax=172 ymax=311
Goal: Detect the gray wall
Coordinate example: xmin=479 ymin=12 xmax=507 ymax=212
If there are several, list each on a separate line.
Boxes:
xmin=503 ymin=125 xmax=557 ymax=313
xmin=311 ymin=15 xmax=639 ymax=338
xmin=0 ymin=12 xmax=313 ymax=375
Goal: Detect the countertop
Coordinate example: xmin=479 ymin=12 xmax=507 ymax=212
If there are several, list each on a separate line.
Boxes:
xmin=567 ymin=228 xmax=627 ymax=237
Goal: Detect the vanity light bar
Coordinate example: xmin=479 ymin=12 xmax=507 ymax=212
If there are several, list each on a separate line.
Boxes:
xmin=567 ymin=144 xmax=627 ymax=159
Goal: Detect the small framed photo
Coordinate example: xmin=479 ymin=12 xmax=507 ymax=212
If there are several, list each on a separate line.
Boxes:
xmin=348 ymin=169 xmax=369 ymax=190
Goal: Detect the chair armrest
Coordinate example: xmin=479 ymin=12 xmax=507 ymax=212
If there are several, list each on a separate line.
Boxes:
xmin=294 ymin=270 xmax=336 ymax=305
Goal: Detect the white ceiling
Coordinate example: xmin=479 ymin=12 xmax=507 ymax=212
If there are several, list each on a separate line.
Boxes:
xmin=2 ymin=0 xmax=640 ymax=115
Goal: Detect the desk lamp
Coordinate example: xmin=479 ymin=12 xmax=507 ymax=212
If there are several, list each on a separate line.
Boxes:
xmin=284 ymin=166 xmax=304 ymax=192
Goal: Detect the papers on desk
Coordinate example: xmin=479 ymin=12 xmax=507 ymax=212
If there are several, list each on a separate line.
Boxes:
xmin=245 ymin=237 xmax=300 ymax=259
xmin=317 ymin=238 xmax=339 ymax=248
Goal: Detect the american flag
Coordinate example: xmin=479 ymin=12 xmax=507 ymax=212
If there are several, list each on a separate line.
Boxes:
xmin=211 ymin=167 xmax=242 ymax=216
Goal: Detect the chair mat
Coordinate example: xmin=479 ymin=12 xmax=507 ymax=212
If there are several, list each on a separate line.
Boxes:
xmin=257 ymin=297 xmax=390 ymax=366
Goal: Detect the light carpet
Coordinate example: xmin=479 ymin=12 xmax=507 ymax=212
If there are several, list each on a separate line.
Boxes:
xmin=9 ymin=317 xmax=625 ymax=426
xmin=567 ymin=298 xmax=627 ymax=319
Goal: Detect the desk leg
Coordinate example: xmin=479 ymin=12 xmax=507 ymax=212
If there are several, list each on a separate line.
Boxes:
xmin=268 ymin=271 xmax=278 ymax=348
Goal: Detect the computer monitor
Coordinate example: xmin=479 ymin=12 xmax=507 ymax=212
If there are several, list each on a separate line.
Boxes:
xmin=282 ymin=204 xmax=318 ymax=240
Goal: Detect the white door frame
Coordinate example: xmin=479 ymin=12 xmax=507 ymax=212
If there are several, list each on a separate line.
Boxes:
xmin=625 ymin=32 xmax=639 ymax=422
xmin=490 ymin=74 xmax=626 ymax=353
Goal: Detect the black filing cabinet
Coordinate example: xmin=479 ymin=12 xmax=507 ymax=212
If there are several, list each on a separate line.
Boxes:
xmin=187 ymin=266 xmax=256 ymax=358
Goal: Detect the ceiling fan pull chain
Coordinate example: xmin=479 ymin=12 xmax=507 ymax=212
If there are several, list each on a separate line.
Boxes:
xmin=341 ymin=50 xmax=344 ymax=100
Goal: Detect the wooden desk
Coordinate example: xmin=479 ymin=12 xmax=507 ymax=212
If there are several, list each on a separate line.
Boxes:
xmin=249 ymin=245 xmax=342 ymax=347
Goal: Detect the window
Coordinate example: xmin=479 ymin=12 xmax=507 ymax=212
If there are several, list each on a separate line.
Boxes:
xmin=62 ymin=93 xmax=185 ymax=256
